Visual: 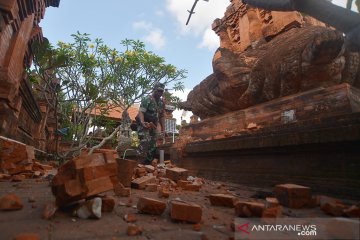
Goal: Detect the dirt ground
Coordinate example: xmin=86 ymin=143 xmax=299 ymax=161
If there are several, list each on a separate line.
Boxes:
xmin=0 ymin=178 xmax=357 ymax=240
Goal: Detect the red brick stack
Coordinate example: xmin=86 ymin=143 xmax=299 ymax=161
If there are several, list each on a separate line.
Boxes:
xmin=0 ymin=136 xmax=54 ymax=179
xmin=51 ymin=150 xmax=119 ymax=206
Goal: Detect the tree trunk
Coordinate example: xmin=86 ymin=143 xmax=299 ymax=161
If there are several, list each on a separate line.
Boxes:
xmin=88 ymin=125 xmax=120 ymax=155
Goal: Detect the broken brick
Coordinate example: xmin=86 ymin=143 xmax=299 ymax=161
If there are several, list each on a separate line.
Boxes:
xmin=209 ymin=194 xmax=235 ymax=207
xmin=114 ymin=182 xmax=131 ymax=197
xmin=344 ymin=205 xmax=360 ymax=218
xmin=321 ymin=201 xmax=347 ymax=216
xmin=274 ymin=183 xmax=311 ymax=209
xmin=177 ymin=180 xmax=191 ymax=188
xmin=144 ymin=165 xmax=155 ymax=173
xmin=13 ymin=233 xmax=40 ymax=240
xmin=265 ymin=197 xmax=279 ymax=208
xmin=184 ymin=184 xmax=202 ymax=192
xmin=42 ymin=202 xmax=58 ymax=220
xmin=247 ymin=122 xmax=257 ymax=129
xmin=145 ymin=183 xmax=158 ymax=192
xmin=235 ymin=201 xmax=265 ymax=217
xmin=11 ymin=174 xmax=26 ymax=182
xmin=101 ymin=196 xmax=115 ymax=212
xmin=170 ymin=200 xmax=202 ymax=223
xmin=262 ymin=206 xmax=282 ymax=218
xmin=193 ymin=223 xmax=202 ymax=231
xmin=131 ymin=176 xmax=156 ymax=189
xmin=158 ymin=188 xmax=170 ymax=198
xmin=135 ymin=167 xmax=147 ymax=178
xmin=0 ymin=194 xmax=23 ymax=210
xmin=137 ymin=197 xmax=166 ymax=215
xmin=127 ymin=224 xmax=142 ymax=236
xmin=123 ymin=213 xmax=137 ymax=223
xmin=117 ymin=158 xmax=137 ymax=187
xmin=0 ymin=173 xmax=11 ymax=180
xmin=166 ymin=167 xmax=188 ymax=182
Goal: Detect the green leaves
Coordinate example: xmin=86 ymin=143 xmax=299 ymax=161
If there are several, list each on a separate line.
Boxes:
xmin=30 ymin=32 xmax=187 ymax=157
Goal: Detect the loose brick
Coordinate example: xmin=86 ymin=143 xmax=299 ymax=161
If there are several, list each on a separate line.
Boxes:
xmin=170 ymin=200 xmax=202 ymax=223
xmin=85 ymin=176 xmax=114 ymax=196
xmin=114 ymin=182 xmax=131 ymax=197
xmin=145 ymin=183 xmax=158 ymax=192
xmin=0 ymin=194 xmax=23 ymax=210
xmin=131 ymin=176 xmax=156 ymax=189
xmin=137 ymin=197 xmax=166 ymax=215
xmin=262 ymin=206 xmax=282 ymax=218
xmin=166 ymin=167 xmax=188 ymax=181
xmin=42 ymin=202 xmax=57 ymax=220
xmin=14 ymin=233 xmax=40 ymax=240
xmin=117 ymin=158 xmax=137 ymax=187
xmin=265 ymin=197 xmax=279 ymax=208
xmin=183 ymin=184 xmax=201 ymax=192
xmin=127 ymin=224 xmax=142 ymax=236
xmin=177 ymin=180 xmax=191 ymax=188
xmin=101 ymin=196 xmax=115 ymax=212
xmin=274 ymin=183 xmax=311 ymax=209
xmin=11 ymin=174 xmax=26 ymax=182
xmin=209 ymin=194 xmax=235 ymax=208
xmin=235 ymin=201 xmax=265 ymax=217
xmin=321 ymin=202 xmax=347 ymax=216
xmin=124 ymin=213 xmax=138 ymax=223
xmin=135 ymin=167 xmax=147 ymax=178
xmin=344 ymin=205 xmax=360 ymax=218
xmin=158 ymin=188 xmax=170 ymax=198
xmin=144 ymin=165 xmax=155 ymax=173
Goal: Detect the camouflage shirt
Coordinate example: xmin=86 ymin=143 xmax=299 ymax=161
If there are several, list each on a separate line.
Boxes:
xmin=139 ymin=95 xmax=164 ymax=125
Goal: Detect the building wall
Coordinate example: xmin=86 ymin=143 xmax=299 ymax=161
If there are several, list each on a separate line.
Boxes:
xmin=0 ymin=0 xmax=60 ymax=150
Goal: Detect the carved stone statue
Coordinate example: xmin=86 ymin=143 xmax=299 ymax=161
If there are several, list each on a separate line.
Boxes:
xmin=180 ymin=0 xmax=360 ymax=119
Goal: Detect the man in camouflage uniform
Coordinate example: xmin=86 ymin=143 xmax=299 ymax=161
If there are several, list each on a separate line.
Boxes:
xmin=136 ymin=83 xmax=165 ymax=164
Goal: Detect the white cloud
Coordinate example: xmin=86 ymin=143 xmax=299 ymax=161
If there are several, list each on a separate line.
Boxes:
xmin=145 ymin=29 xmax=166 ymax=50
xmin=170 ymin=88 xmax=192 ymax=125
xmin=166 ymin=0 xmax=228 ymax=50
xmin=132 ymin=21 xmax=166 ymax=50
xmin=132 ymin=21 xmax=152 ymax=31
xmin=198 ymin=28 xmax=220 ymax=51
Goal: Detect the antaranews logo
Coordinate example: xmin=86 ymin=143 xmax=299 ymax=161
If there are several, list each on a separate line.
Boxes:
xmin=234 ymin=218 xmax=359 ymax=240
xmin=236 ymin=221 xmax=316 ymax=237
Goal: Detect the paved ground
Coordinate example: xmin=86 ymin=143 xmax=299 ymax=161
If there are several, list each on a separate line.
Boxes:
xmin=0 ymin=178 xmax=357 ymax=240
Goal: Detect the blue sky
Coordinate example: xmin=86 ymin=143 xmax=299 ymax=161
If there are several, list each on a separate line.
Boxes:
xmin=40 ymin=0 xmax=353 ymax=123
xmin=40 ymin=0 xmax=231 ymax=122
xmin=40 ymin=0 xmax=229 ymax=89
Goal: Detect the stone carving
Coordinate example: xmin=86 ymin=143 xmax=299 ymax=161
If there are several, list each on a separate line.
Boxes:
xmin=180 ymin=0 xmax=360 ymax=119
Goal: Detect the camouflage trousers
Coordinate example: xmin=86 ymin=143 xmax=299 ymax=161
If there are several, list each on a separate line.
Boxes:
xmin=137 ymin=125 xmax=158 ymax=165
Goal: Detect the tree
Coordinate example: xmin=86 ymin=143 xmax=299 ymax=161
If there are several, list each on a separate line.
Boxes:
xmin=88 ymin=39 xmax=186 ymax=154
xmin=30 ymin=33 xmax=187 ymax=159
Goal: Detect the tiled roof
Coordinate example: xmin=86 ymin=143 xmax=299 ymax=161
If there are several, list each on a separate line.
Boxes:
xmin=90 ymin=105 xmax=139 ymax=121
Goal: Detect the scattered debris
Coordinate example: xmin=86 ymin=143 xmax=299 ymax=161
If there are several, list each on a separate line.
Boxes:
xmin=137 ymin=197 xmax=166 ymax=215
xmin=13 ymin=233 xmax=40 ymax=240
xmin=209 ymin=194 xmax=235 ymax=208
xmin=127 ymin=224 xmax=142 ymax=236
xmin=234 ymin=201 xmax=265 ymax=217
xmin=42 ymin=202 xmax=58 ymax=220
xmin=170 ymin=200 xmax=202 ymax=223
xmin=274 ymin=183 xmax=311 ymax=209
xmin=76 ymin=197 xmax=102 ymax=219
xmin=0 ymin=194 xmax=23 ymax=210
